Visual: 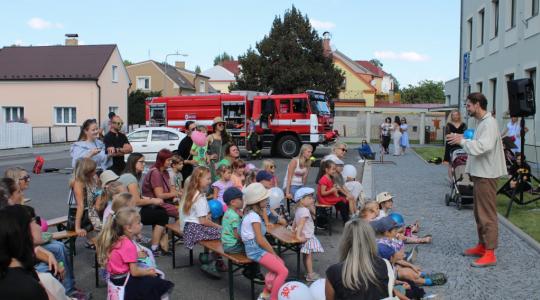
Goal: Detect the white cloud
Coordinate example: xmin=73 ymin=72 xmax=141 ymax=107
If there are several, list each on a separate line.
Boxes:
xmin=310 ymin=19 xmax=336 ymax=31
xmin=27 ymin=17 xmax=63 ymax=30
xmin=374 ymin=50 xmax=430 ymax=62
xmin=13 ymin=39 xmax=25 ymax=46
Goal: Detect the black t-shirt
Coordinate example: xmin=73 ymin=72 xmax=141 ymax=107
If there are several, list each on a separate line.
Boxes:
xmin=326 ymin=257 xmax=389 ymax=300
xmin=0 ymin=267 xmax=48 ymax=300
xmin=104 ymin=131 xmax=130 ymax=175
xmin=177 ymin=136 xmax=194 ymax=181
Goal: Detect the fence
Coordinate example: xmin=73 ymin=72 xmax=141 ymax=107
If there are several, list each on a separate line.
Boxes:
xmin=32 ymin=126 xmax=79 ymax=145
xmin=0 ymin=123 xmax=32 ymax=149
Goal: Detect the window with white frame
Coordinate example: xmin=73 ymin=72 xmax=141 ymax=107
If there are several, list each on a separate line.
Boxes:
xmin=109 ymin=106 xmax=119 ymax=115
xmin=54 ymin=107 xmax=76 ymax=125
xmin=136 ymin=76 xmax=151 ymax=91
xmin=467 ymin=18 xmax=473 ymax=51
xmin=112 ymin=65 xmax=118 ymax=82
xmin=509 ymin=0 xmax=516 ymax=28
xmin=199 ymin=80 xmax=206 ymax=93
xmin=489 ymin=78 xmax=497 ymax=112
xmin=492 ymin=0 xmax=499 ymax=38
xmin=478 ymin=9 xmax=485 ymax=46
xmin=3 ymin=106 xmax=24 ymax=122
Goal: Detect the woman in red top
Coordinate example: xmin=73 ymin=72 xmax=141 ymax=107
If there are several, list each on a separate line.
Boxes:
xmin=317 ymin=160 xmax=350 ymax=222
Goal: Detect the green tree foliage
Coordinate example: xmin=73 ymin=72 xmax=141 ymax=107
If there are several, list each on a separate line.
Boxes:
xmin=213 ymin=52 xmax=234 ymax=66
xmin=195 ymin=65 xmax=201 ymax=74
xmin=231 ymin=6 xmax=344 ymax=99
xmin=123 ymin=59 xmax=133 ymax=66
xmin=369 ymin=58 xmax=383 ymax=68
xmin=127 ymin=90 xmax=161 ymax=124
xmin=400 ymin=80 xmax=445 ymax=104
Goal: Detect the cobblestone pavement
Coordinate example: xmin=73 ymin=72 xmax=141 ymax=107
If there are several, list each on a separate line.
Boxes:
xmin=371 ymin=146 xmax=540 ymax=300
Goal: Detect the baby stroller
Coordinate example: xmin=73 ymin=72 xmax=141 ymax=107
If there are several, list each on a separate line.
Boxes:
xmin=357 ymin=140 xmax=376 ymax=160
xmin=445 ymin=149 xmax=474 ymax=209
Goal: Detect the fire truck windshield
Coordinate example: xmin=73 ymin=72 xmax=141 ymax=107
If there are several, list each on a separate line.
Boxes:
xmin=311 ymin=100 xmax=330 ymax=115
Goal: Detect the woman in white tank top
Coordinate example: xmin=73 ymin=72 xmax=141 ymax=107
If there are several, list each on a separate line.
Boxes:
xmin=284 ymin=144 xmax=313 ymax=202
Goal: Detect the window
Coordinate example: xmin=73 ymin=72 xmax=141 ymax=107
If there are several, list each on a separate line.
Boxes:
xmin=199 ymin=80 xmax=206 ymax=93
xmin=54 ymin=107 xmax=76 ymax=125
xmin=109 ymin=106 xmax=119 ymax=115
xmin=151 ymin=130 xmax=176 ymax=141
xmin=128 ymin=130 xmax=149 ymax=142
xmin=292 ymin=99 xmax=307 ymax=113
xmin=493 ymin=0 xmax=499 ymax=37
xmin=533 ymin=0 xmax=539 ymax=16
xmin=489 ymin=78 xmax=497 ymax=112
xmin=510 ymin=0 xmax=516 ymax=28
xmin=3 ymin=106 xmax=24 ymax=122
xmin=506 ymin=73 xmax=514 ymax=82
xmin=466 ymin=18 xmax=473 ymax=51
xmin=112 ymin=65 xmax=118 ymax=82
xmin=479 ymin=9 xmax=485 ymax=45
xmin=136 ymin=76 xmax=151 ymax=91
xmin=528 ymin=68 xmax=537 ymax=90
xmin=477 ymin=81 xmax=483 ymax=93
xmin=279 ymin=99 xmax=290 ymax=114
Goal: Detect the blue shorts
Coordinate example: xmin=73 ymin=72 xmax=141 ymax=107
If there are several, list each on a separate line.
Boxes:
xmin=244 ymin=239 xmax=267 ymax=262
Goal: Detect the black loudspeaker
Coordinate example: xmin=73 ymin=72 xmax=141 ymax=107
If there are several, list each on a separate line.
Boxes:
xmin=507 ymin=78 xmax=536 ymax=117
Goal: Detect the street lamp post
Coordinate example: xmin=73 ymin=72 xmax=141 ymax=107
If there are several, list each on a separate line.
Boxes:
xmin=163 ymin=51 xmax=188 ymax=95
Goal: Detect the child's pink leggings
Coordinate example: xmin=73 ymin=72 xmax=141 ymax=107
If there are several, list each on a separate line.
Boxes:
xmin=259 ymin=253 xmax=289 ymax=300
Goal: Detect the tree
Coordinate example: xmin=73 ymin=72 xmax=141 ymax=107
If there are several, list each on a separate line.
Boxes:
xmin=195 ymin=65 xmax=201 ymax=74
xmin=369 ymin=58 xmax=383 ymax=68
xmin=127 ymin=90 xmax=161 ymax=124
xmin=231 ymin=6 xmax=344 ymax=99
xmin=213 ymin=52 xmax=234 ymax=66
xmin=123 ymin=59 xmax=133 ymax=66
xmin=400 ymin=80 xmax=445 ymax=104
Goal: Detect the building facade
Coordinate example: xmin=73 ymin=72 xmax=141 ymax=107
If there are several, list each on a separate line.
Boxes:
xmin=458 ymin=0 xmax=540 ymax=156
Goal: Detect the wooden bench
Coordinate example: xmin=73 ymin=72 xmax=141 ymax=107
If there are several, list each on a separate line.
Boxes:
xmin=315 ymin=203 xmax=333 ymax=236
xmin=199 ymin=240 xmax=258 ymax=300
xmin=267 ymin=225 xmax=303 ymax=279
xmin=51 ymin=230 xmax=77 ymax=266
xmin=166 ymin=223 xmax=192 ymax=268
xmin=47 ymin=216 xmax=68 ymax=231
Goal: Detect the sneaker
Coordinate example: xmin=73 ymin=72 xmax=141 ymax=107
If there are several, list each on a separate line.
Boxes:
xmin=471 ymin=250 xmax=497 ymax=268
xmin=200 ymin=263 xmax=222 ymax=279
xmin=425 ymin=273 xmax=447 ymax=285
xmin=138 ymin=235 xmax=152 ymax=245
xmin=67 ymin=288 xmax=92 ymax=300
xmin=406 ymin=245 xmax=418 ymax=263
xmin=305 ymin=272 xmax=320 ymax=282
xmin=257 ymin=292 xmax=270 ymax=300
xmin=463 ymin=243 xmax=486 ymax=257
xmin=215 ymin=259 xmax=228 ymax=272
xmin=152 ymin=248 xmax=171 ymax=257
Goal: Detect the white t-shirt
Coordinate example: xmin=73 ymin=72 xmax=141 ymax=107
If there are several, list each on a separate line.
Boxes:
xmin=375 ymin=209 xmax=387 ymax=220
xmin=241 ymin=211 xmax=262 ymax=242
xmin=506 ymin=121 xmax=521 ymax=152
xmin=294 ymin=207 xmax=314 ymax=239
xmin=183 ymin=193 xmax=210 ymax=225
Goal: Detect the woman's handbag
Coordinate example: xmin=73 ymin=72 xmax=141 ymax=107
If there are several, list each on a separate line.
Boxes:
xmin=380 ymin=258 xmax=400 ymax=300
xmin=67 ymin=188 xmax=94 ymax=232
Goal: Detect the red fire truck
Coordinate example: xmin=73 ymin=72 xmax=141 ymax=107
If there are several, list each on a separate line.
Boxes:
xmin=145 ymin=90 xmax=337 ymax=157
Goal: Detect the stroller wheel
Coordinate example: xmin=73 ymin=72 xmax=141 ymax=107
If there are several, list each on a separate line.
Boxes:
xmin=445 ymin=194 xmax=450 ymax=206
xmin=456 ymin=197 xmax=463 ymax=210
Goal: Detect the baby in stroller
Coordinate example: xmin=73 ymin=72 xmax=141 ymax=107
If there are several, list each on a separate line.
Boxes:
xmin=358 ymin=140 xmax=375 ymax=160
xmin=445 ymin=148 xmax=474 ymax=208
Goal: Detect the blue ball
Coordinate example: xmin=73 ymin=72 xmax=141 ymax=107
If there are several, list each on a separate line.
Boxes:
xmin=208 ymin=199 xmax=224 ymax=219
xmin=464 ymin=129 xmax=474 ymax=140
xmin=388 ymin=212 xmax=405 ymax=227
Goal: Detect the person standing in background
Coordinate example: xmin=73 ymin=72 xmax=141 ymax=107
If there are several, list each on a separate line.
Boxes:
xmin=400 ymin=117 xmax=410 ymax=154
xmin=380 ymin=117 xmax=393 ymax=154
xmin=104 ymin=116 xmax=132 ymax=175
xmin=500 ymin=116 xmax=528 ymax=154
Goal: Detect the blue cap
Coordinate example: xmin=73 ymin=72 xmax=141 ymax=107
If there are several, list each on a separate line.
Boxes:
xmin=256 ymin=170 xmax=273 ymax=182
xmin=370 ymin=216 xmax=400 ymax=234
xmin=377 ymin=243 xmax=396 ymax=260
xmin=223 ymin=187 xmax=243 ymax=204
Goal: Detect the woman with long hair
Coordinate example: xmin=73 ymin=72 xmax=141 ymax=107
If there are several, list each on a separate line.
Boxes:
xmin=119 ymin=153 xmax=170 ymax=256
xmin=284 ymin=144 xmax=313 ymax=201
xmin=380 ymin=117 xmax=393 ymax=154
xmin=392 ymin=116 xmax=402 ymax=156
xmin=1 ymin=177 xmax=23 ymax=205
xmin=70 ymin=118 xmax=111 ymax=170
xmin=325 ymin=218 xmax=390 ymax=299
xmin=443 ymin=110 xmax=466 ymax=163
xmin=400 ymin=117 xmax=410 ymax=154
xmin=4 ymin=167 xmax=31 ymax=201
xmin=207 ymin=117 xmax=231 ymax=180
xmin=217 ymin=143 xmax=241 ymax=168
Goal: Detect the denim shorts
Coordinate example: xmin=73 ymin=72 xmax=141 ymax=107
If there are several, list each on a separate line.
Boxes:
xmin=244 ymin=239 xmax=267 ymax=262
xmin=223 ymin=243 xmax=244 ymax=254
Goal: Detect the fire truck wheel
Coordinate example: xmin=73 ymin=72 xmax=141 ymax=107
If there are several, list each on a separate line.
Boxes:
xmin=277 ymin=135 xmax=300 ymax=158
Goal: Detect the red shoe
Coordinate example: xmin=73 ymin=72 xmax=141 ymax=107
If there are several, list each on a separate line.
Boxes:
xmin=463 ymin=243 xmax=485 ymax=257
xmin=471 ymin=250 xmax=497 ymax=267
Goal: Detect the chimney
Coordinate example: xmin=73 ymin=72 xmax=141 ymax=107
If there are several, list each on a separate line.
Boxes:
xmin=175 ymin=61 xmax=185 ymax=69
xmin=65 ymin=33 xmax=79 ymax=46
xmin=322 ymin=31 xmax=332 ymax=57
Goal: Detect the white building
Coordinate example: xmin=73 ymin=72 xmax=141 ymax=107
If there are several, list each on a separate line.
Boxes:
xmin=456 ymin=0 xmax=540 ymax=157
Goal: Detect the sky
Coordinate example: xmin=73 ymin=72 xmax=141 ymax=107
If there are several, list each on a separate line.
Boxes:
xmin=0 ymin=0 xmax=460 ymax=87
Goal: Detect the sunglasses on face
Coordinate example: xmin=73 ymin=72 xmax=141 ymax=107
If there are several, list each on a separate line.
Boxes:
xmin=20 ymin=175 xmax=31 ymax=182
xmin=269 ymin=165 xmax=276 ymax=169
xmin=339 ymin=148 xmax=347 ymax=152
xmin=217 ymin=123 xmax=225 ymax=127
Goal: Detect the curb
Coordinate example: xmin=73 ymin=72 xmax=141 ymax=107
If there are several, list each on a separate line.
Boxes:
xmin=411 ymin=147 xmax=431 ymax=165
xmin=497 ymin=212 xmax=540 ymax=254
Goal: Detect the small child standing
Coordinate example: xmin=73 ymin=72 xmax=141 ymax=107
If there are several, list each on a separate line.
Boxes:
xmin=261 ymin=159 xmax=278 ymax=187
xmin=221 ymin=187 xmax=244 ymax=254
xmin=96 ymin=207 xmax=174 ymax=300
xmin=293 ymin=187 xmax=324 ymax=282
xmin=241 ymin=183 xmax=288 ymax=300
xmin=191 ymin=126 xmax=209 ymax=167
xmin=212 ymin=165 xmax=234 ymax=210
xmin=376 ymin=192 xmax=394 ymax=220
xmin=168 ymin=155 xmax=184 ymax=195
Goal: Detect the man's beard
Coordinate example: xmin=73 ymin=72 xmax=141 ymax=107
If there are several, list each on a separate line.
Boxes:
xmin=467 ymin=110 xmax=476 ymax=117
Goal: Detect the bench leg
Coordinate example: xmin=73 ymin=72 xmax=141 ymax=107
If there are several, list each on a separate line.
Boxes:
xmin=189 ymin=248 xmax=193 ymax=266
xmin=94 ymin=253 xmax=99 ymax=288
xmin=251 ymin=276 xmax=255 ymax=300
xmin=296 ymin=248 xmax=301 ymax=279
xmin=68 ymin=237 xmax=76 ymax=267
xmin=171 ymin=231 xmax=176 ymax=269
xmin=286 ymin=199 xmax=291 ymax=216
xmin=228 ymin=259 xmax=234 ymax=300
xmin=277 ymin=241 xmax=282 ymax=256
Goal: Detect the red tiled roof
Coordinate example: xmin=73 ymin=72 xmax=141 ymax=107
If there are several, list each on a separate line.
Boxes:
xmin=375 ymin=102 xmax=445 ymax=109
xmin=220 ymin=60 xmax=240 ymax=75
xmin=0 ymin=45 xmax=116 ymax=80
xmin=355 ymin=60 xmax=386 ymax=77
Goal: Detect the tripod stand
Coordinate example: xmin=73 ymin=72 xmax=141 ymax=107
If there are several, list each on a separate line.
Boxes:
xmin=497 ymin=117 xmax=540 ymax=217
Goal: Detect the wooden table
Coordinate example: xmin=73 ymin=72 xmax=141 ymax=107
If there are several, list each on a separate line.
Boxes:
xmin=267 ymin=225 xmax=303 ymax=279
